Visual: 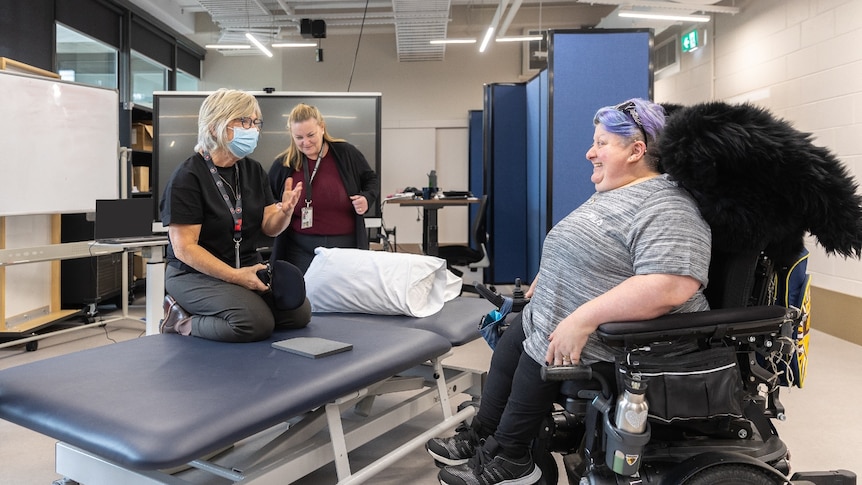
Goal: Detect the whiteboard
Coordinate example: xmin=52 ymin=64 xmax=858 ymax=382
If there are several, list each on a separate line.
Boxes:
xmin=0 ymin=70 xmax=119 ymax=216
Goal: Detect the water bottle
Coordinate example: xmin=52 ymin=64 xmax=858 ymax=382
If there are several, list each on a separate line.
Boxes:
xmin=428 ymin=170 xmax=437 ymax=189
xmin=614 ymin=377 xmax=648 ymax=433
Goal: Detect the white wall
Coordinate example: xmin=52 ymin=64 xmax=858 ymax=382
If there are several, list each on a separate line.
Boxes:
xmin=656 ymin=0 xmax=862 ymax=299
xmin=199 ymin=33 xmax=524 ymax=246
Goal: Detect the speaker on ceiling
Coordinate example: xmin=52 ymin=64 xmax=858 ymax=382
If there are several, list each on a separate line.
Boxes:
xmin=300 ymin=19 xmax=326 ymax=39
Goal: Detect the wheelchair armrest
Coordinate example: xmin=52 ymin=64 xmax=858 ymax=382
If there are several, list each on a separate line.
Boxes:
xmin=595 ymin=305 xmax=788 ymax=347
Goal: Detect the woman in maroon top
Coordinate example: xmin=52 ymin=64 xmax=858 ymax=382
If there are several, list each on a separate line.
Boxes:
xmin=268 ymin=103 xmax=379 ymax=273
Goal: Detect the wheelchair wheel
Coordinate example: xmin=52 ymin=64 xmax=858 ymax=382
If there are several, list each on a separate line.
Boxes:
xmin=533 ymin=449 xmax=558 ymax=485
xmin=684 ymin=464 xmax=783 ymax=485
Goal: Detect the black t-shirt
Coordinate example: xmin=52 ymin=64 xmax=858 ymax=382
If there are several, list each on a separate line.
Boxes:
xmin=160 ymin=153 xmax=277 ymax=271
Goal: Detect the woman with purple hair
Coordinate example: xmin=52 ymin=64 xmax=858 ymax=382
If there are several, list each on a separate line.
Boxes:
xmin=425 ymin=98 xmax=712 ymax=485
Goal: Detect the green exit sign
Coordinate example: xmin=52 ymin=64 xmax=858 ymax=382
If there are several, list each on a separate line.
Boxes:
xmin=682 ymin=29 xmax=700 ymax=52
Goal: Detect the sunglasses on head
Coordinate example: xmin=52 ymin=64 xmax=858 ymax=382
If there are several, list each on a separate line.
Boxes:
xmin=615 ymin=101 xmax=648 ymax=145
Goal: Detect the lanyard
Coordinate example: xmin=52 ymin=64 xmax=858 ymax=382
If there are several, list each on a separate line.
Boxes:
xmin=203 ymin=153 xmax=243 ymax=268
xmin=302 ymin=143 xmax=325 ymax=208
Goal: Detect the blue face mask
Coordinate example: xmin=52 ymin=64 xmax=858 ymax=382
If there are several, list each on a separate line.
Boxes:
xmin=228 ymin=127 xmax=259 ymax=158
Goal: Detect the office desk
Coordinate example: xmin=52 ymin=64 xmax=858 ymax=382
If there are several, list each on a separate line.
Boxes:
xmin=0 ymin=239 xmax=167 ymax=349
xmin=93 ymin=239 xmax=167 ymax=336
xmin=386 ymin=197 xmax=479 ymax=257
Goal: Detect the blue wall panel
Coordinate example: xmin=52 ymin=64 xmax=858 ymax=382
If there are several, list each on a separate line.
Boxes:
xmin=484 ymin=83 xmax=528 ymax=284
xmin=548 ymin=30 xmax=652 ymax=228
xmin=525 ymin=71 xmax=547 ymax=280
xmin=485 ymin=31 xmax=652 ymax=282
xmin=468 ymin=109 xmax=484 ymax=249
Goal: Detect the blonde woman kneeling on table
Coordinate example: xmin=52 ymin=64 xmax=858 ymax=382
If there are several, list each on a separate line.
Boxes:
xmin=160 ymin=88 xmax=311 ymax=342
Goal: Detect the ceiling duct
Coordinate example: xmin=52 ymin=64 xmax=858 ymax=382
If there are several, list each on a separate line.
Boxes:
xmin=197 ymin=0 xmax=292 ymax=45
xmin=392 ymin=0 xmax=452 ymax=62
xmin=195 ymin=0 xmax=452 ymax=61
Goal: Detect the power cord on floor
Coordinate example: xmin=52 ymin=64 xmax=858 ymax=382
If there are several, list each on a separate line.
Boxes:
xmin=378 ymin=220 xmax=397 ymax=252
xmin=98 ymin=314 xmax=118 ymax=344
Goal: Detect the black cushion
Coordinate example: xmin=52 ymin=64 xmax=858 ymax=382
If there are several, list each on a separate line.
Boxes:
xmin=438 ymin=245 xmax=483 ymax=266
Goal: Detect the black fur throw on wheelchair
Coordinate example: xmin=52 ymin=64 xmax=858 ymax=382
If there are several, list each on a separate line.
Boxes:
xmin=657 ymin=101 xmax=862 ymax=268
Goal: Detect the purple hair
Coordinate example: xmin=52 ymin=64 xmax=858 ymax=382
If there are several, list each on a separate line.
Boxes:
xmin=593 ymin=98 xmax=666 ymax=146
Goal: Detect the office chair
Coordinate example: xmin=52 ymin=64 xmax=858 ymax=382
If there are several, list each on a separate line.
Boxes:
xmin=438 ymin=195 xmax=490 ymax=294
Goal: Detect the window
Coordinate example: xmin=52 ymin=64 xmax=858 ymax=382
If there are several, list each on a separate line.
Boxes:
xmin=55 ymin=23 xmax=118 ymax=88
xmin=131 ymin=51 xmax=168 ymax=108
xmin=177 ymin=70 xmax=199 ymax=91
xmin=522 ymin=29 xmax=548 ymax=77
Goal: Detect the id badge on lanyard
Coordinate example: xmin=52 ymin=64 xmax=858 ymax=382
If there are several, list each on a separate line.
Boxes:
xmin=301 ymin=202 xmax=313 ymax=229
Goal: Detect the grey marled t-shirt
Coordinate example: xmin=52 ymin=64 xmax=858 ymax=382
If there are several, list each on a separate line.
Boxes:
xmin=521 ymin=174 xmax=712 ymax=365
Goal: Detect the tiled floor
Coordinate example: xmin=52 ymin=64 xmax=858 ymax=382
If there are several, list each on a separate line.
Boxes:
xmin=1 ymin=291 xmax=860 ymax=484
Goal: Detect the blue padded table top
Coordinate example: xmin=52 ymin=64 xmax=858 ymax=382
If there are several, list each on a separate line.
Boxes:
xmin=0 ymin=320 xmax=451 ymax=470
xmin=312 ymin=296 xmax=495 ymax=346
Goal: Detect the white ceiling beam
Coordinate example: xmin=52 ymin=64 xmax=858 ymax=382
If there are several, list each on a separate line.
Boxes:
xmin=575 ymin=0 xmax=739 ymax=14
xmin=497 ymin=0 xmax=524 ymax=37
xmin=274 ymin=0 xmax=293 ymax=15
xmin=480 ymin=0 xmax=510 ymax=52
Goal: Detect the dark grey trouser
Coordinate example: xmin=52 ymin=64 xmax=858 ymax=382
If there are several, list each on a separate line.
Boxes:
xmin=165 ymin=265 xmax=311 ymax=342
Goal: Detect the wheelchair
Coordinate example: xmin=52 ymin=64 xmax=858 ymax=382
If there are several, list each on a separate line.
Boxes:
xmin=465 ymin=100 xmax=862 ymax=485
xmin=473 ymin=246 xmax=856 ymax=485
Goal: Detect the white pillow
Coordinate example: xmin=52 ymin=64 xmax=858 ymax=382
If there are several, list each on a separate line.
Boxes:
xmin=304 ymin=247 xmax=462 ymax=317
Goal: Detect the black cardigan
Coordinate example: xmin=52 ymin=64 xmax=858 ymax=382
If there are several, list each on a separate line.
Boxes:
xmin=267 ymin=141 xmax=380 ymax=257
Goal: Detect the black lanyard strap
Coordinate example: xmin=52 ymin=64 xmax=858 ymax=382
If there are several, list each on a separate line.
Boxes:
xmin=302 ymin=143 xmax=325 ymax=205
xmin=203 ymin=153 xmax=243 ymax=268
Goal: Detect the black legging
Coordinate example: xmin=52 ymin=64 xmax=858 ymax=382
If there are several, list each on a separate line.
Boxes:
xmin=475 ymin=313 xmax=562 ymax=457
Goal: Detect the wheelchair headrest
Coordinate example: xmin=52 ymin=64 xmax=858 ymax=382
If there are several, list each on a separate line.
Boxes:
xmin=657 ymin=101 xmax=862 ymax=268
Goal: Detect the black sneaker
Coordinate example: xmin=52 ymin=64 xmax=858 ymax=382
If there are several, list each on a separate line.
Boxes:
xmin=438 ymin=437 xmax=541 ymax=485
xmin=426 ymin=422 xmax=483 ymax=466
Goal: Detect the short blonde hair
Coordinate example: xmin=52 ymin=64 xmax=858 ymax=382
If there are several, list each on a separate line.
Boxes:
xmin=195 ymin=88 xmax=261 ymax=155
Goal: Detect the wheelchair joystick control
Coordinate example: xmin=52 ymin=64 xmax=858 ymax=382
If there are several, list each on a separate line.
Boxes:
xmin=512 ymin=278 xmax=525 ymax=299
xmin=474 ymin=278 xmax=530 ymax=313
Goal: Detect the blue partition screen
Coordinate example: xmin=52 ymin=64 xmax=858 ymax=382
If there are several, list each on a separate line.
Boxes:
xmin=525 ymin=70 xmax=548 ymax=280
xmin=484 ymin=83 xmax=528 ymax=284
xmin=548 ymin=30 xmax=652 ymax=228
xmin=468 ymin=109 xmax=484 ymax=248
xmin=485 ymin=30 xmax=652 ymax=281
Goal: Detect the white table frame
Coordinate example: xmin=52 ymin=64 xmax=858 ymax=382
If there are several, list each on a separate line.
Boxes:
xmin=0 ymin=239 xmax=167 ymax=349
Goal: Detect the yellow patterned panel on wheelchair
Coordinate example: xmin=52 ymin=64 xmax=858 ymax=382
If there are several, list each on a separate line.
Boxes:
xmin=777 ymin=249 xmax=811 ymax=388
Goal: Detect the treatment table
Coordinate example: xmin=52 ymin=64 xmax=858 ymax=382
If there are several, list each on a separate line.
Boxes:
xmin=0 ymin=296 xmax=495 ymax=484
